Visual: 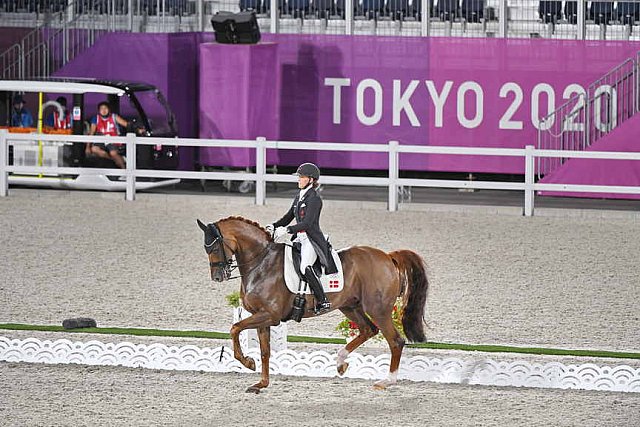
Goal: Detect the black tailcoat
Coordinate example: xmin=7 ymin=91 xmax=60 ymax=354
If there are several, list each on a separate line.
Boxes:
xmin=273 ymin=187 xmax=338 ymax=275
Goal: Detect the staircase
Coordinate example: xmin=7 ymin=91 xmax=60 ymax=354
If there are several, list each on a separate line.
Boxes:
xmin=537 ymin=51 xmax=640 ymax=178
xmin=0 ymin=1 xmax=129 ymax=80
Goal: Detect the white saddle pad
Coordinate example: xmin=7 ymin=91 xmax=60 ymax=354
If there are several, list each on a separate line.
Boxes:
xmin=284 ymin=245 xmax=344 ymax=294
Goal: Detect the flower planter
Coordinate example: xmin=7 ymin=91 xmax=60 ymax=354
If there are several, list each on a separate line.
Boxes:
xmin=232 ymin=307 xmax=288 ymax=353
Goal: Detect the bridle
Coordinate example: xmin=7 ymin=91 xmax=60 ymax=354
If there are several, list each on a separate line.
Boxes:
xmin=204 ymin=223 xmax=270 ymax=281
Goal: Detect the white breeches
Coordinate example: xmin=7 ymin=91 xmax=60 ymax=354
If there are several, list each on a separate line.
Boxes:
xmin=295 ymin=233 xmax=317 ymax=274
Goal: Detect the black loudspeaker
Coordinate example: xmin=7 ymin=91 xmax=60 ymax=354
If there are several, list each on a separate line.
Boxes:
xmin=211 ymin=11 xmax=261 ymax=44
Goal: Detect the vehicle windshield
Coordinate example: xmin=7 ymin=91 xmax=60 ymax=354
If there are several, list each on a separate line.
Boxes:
xmin=125 ymin=89 xmax=176 ymax=136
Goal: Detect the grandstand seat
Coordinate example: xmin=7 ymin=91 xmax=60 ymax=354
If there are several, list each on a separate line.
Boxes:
xmin=538 ymin=1 xmax=562 ymax=24
xmin=564 ymin=1 xmax=577 ymax=24
xmin=435 ymin=0 xmax=459 ymax=21
xmin=240 ymin=0 xmax=262 ymax=11
xmin=461 ymin=0 xmax=483 ymax=23
xmin=288 ymin=0 xmax=311 ymax=16
xmin=313 ymin=0 xmax=335 ymax=18
xmin=334 ymin=0 xmax=358 ymax=17
xmin=617 ymin=2 xmax=640 ymax=26
xmin=387 ymin=0 xmax=411 ymax=19
xmin=410 ymin=0 xmax=434 ymax=20
xmin=361 ymin=0 xmax=385 ymax=19
xmin=262 ymin=0 xmax=288 ymax=14
xmin=590 ymin=2 xmax=614 ymax=25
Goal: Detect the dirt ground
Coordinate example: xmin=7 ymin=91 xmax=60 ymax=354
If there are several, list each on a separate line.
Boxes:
xmin=1 ymin=361 xmax=639 ymax=427
xmin=2 ymin=189 xmax=640 ymax=426
xmin=1 ymin=189 xmax=639 ymax=351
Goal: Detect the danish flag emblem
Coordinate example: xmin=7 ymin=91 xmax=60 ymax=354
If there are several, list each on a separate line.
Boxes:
xmin=328 ymin=279 xmax=340 ymax=289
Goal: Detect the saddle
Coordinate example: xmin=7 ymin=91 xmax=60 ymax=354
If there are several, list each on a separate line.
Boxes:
xmin=284 ymin=243 xmax=344 ymax=295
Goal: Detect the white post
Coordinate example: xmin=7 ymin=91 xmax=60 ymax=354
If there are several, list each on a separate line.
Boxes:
xmin=420 ymin=0 xmax=429 ymax=37
xmin=524 ymin=145 xmax=535 ymax=217
xmin=0 ymin=130 xmax=8 ymax=197
xmin=197 ymin=0 xmax=205 ymax=32
xmin=577 ymin=0 xmax=586 ymax=40
xmin=388 ymin=140 xmax=399 ymax=212
xmin=128 ymin=0 xmax=134 ymax=32
xmin=270 ymin=0 xmax=279 ymax=33
xmin=499 ymin=0 xmax=507 ymax=38
xmin=125 ymin=133 xmax=136 ymax=201
xmin=66 ymin=0 xmax=74 ymax=23
xmin=255 ymin=137 xmax=266 ymax=206
xmin=345 ymin=0 xmax=353 ymax=35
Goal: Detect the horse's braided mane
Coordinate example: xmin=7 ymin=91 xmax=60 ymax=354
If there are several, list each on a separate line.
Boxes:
xmin=218 ymin=216 xmax=272 ymax=241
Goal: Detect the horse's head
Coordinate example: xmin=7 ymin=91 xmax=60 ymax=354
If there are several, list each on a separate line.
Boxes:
xmin=197 ymin=219 xmax=236 ymax=282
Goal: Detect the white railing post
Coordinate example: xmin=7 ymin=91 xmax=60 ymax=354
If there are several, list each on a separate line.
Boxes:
xmin=524 ymin=145 xmax=535 ymax=216
xmin=0 ymin=130 xmax=8 ymax=197
xmin=388 ymin=140 xmax=399 ymax=212
xmin=125 ymin=133 xmax=136 ymax=201
xmin=128 ymin=0 xmax=134 ymax=32
xmin=255 ymin=137 xmax=266 ymax=206
xmin=345 ymin=0 xmax=354 ymax=35
xmin=499 ymin=0 xmax=508 ymax=38
xmin=197 ymin=0 xmax=205 ymax=32
xmin=577 ymin=0 xmax=586 ymax=40
xmin=420 ymin=0 xmax=429 ymax=37
xmin=66 ymin=0 xmax=74 ymax=23
xmin=270 ymin=0 xmax=279 ymax=33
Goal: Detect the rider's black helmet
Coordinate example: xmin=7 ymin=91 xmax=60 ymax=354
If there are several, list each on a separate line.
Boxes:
xmin=294 ymin=163 xmax=320 ymax=180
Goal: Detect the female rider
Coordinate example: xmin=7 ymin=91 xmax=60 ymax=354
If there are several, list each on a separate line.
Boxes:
xmin=266 ymin=163 xmax=337 ymax=314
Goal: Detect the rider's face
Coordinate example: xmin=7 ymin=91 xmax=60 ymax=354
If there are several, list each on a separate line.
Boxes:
xmin=99 ymin=105 xmax=110 ymax=116
xmin=298 ymin=176 xmax=311 ymax=189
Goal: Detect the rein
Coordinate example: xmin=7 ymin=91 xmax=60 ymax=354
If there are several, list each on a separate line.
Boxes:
xmin=206 ymin=233 xmax=271 ymax=281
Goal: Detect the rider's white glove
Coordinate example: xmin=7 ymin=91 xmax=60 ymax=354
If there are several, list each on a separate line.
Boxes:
xmin=273 ymin=226 xmax=288 ymax=241
xmin=265 ymin=224 xmax=275 ymax=236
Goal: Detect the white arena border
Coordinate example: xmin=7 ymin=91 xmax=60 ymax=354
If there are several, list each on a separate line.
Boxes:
xmin=1 ymin=336 xmax=639 ymax=393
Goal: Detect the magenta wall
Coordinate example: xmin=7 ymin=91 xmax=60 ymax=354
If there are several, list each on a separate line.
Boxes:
xmin=55 ymin=32 xmax=640 ymax=173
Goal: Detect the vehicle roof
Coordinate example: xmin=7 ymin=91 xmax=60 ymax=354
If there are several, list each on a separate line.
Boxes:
xmin=0 ymin=78 xmax=157 ymax=95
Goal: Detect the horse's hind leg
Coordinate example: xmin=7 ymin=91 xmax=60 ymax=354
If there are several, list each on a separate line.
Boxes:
xmin=370 ymin=315 xmax=405 ymax=390
xmin=336 ymin=306 xmax=379 ymax=376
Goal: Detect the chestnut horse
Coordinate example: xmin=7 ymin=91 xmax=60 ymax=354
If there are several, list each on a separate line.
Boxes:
xmin=197 ymin=216 xmax=429 ymax=393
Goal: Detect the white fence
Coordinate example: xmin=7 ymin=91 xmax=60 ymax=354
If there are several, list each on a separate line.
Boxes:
xmin=1 ymin=129 xmax=640 ymax=216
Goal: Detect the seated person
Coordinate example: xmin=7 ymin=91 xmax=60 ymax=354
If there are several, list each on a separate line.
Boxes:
xmin=45 ymin=96 xmax=72 ymax=130
xmin=86 ymin=101 xmax=131 ymax=169
xmin=10 ymin=95 xmax=34 ymax=128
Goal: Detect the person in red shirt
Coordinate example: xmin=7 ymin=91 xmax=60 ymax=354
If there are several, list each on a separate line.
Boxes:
xmin=46 ymin=97 xmax=71 ymax=130
xmin=86 ymin=102 xmax=131 ymax=169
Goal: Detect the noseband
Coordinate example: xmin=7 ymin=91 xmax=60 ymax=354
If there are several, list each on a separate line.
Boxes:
xmin=204 ymin=224 xmax=234 ymax=280
xmin=204 ymin=222 xmax=270 ymax=281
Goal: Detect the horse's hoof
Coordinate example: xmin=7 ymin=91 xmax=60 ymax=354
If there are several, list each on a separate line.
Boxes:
xmin=246 ymin=386 xmax=261 ymax=394
xmin=373 ymin=380 xmax=390 ymax=390
xmin=245 ymin=357 xmax=256 ymax=371
xmin=337 ymin=362 xmax=349 ymax=376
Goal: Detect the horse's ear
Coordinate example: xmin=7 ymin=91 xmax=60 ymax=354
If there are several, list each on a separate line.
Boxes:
xmin=196 ymin=219 xmax=207 ymax=232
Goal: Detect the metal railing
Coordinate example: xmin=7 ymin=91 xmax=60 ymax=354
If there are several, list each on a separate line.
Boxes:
xmin=2 ymin=129 xmax=640 ymax=216
xmin=537 ymin=50 xmax=640 ymax=178
xmin=0 ymin=1 xmax=125 ymax=79
xmin=2 ymin=1 xmax=640 ymax=39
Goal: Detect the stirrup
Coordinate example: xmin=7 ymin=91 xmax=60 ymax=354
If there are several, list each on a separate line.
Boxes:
xmin=314 ymin=301 xmax=331 ymax=314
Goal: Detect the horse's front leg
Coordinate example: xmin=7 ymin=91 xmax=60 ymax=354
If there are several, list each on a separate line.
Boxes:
xmin=230 ymin=311 xmax=274 ymax=372
xmin=246 ymin=326 xmax=271 ymax=394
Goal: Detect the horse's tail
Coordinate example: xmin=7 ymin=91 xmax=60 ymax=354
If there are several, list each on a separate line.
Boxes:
xmin=389 ymin=250 xmax=429 ymax=343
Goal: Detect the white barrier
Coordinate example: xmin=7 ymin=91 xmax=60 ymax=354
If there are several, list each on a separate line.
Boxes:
xmin=2 ymin=129 xmax=640 ymax=216
xmin=2 ymin=336 xmax=640 ymax=393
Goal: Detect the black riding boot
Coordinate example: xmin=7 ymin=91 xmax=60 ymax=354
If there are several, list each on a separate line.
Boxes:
xmin=304 ymin=266 xmax=331 ymax=314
